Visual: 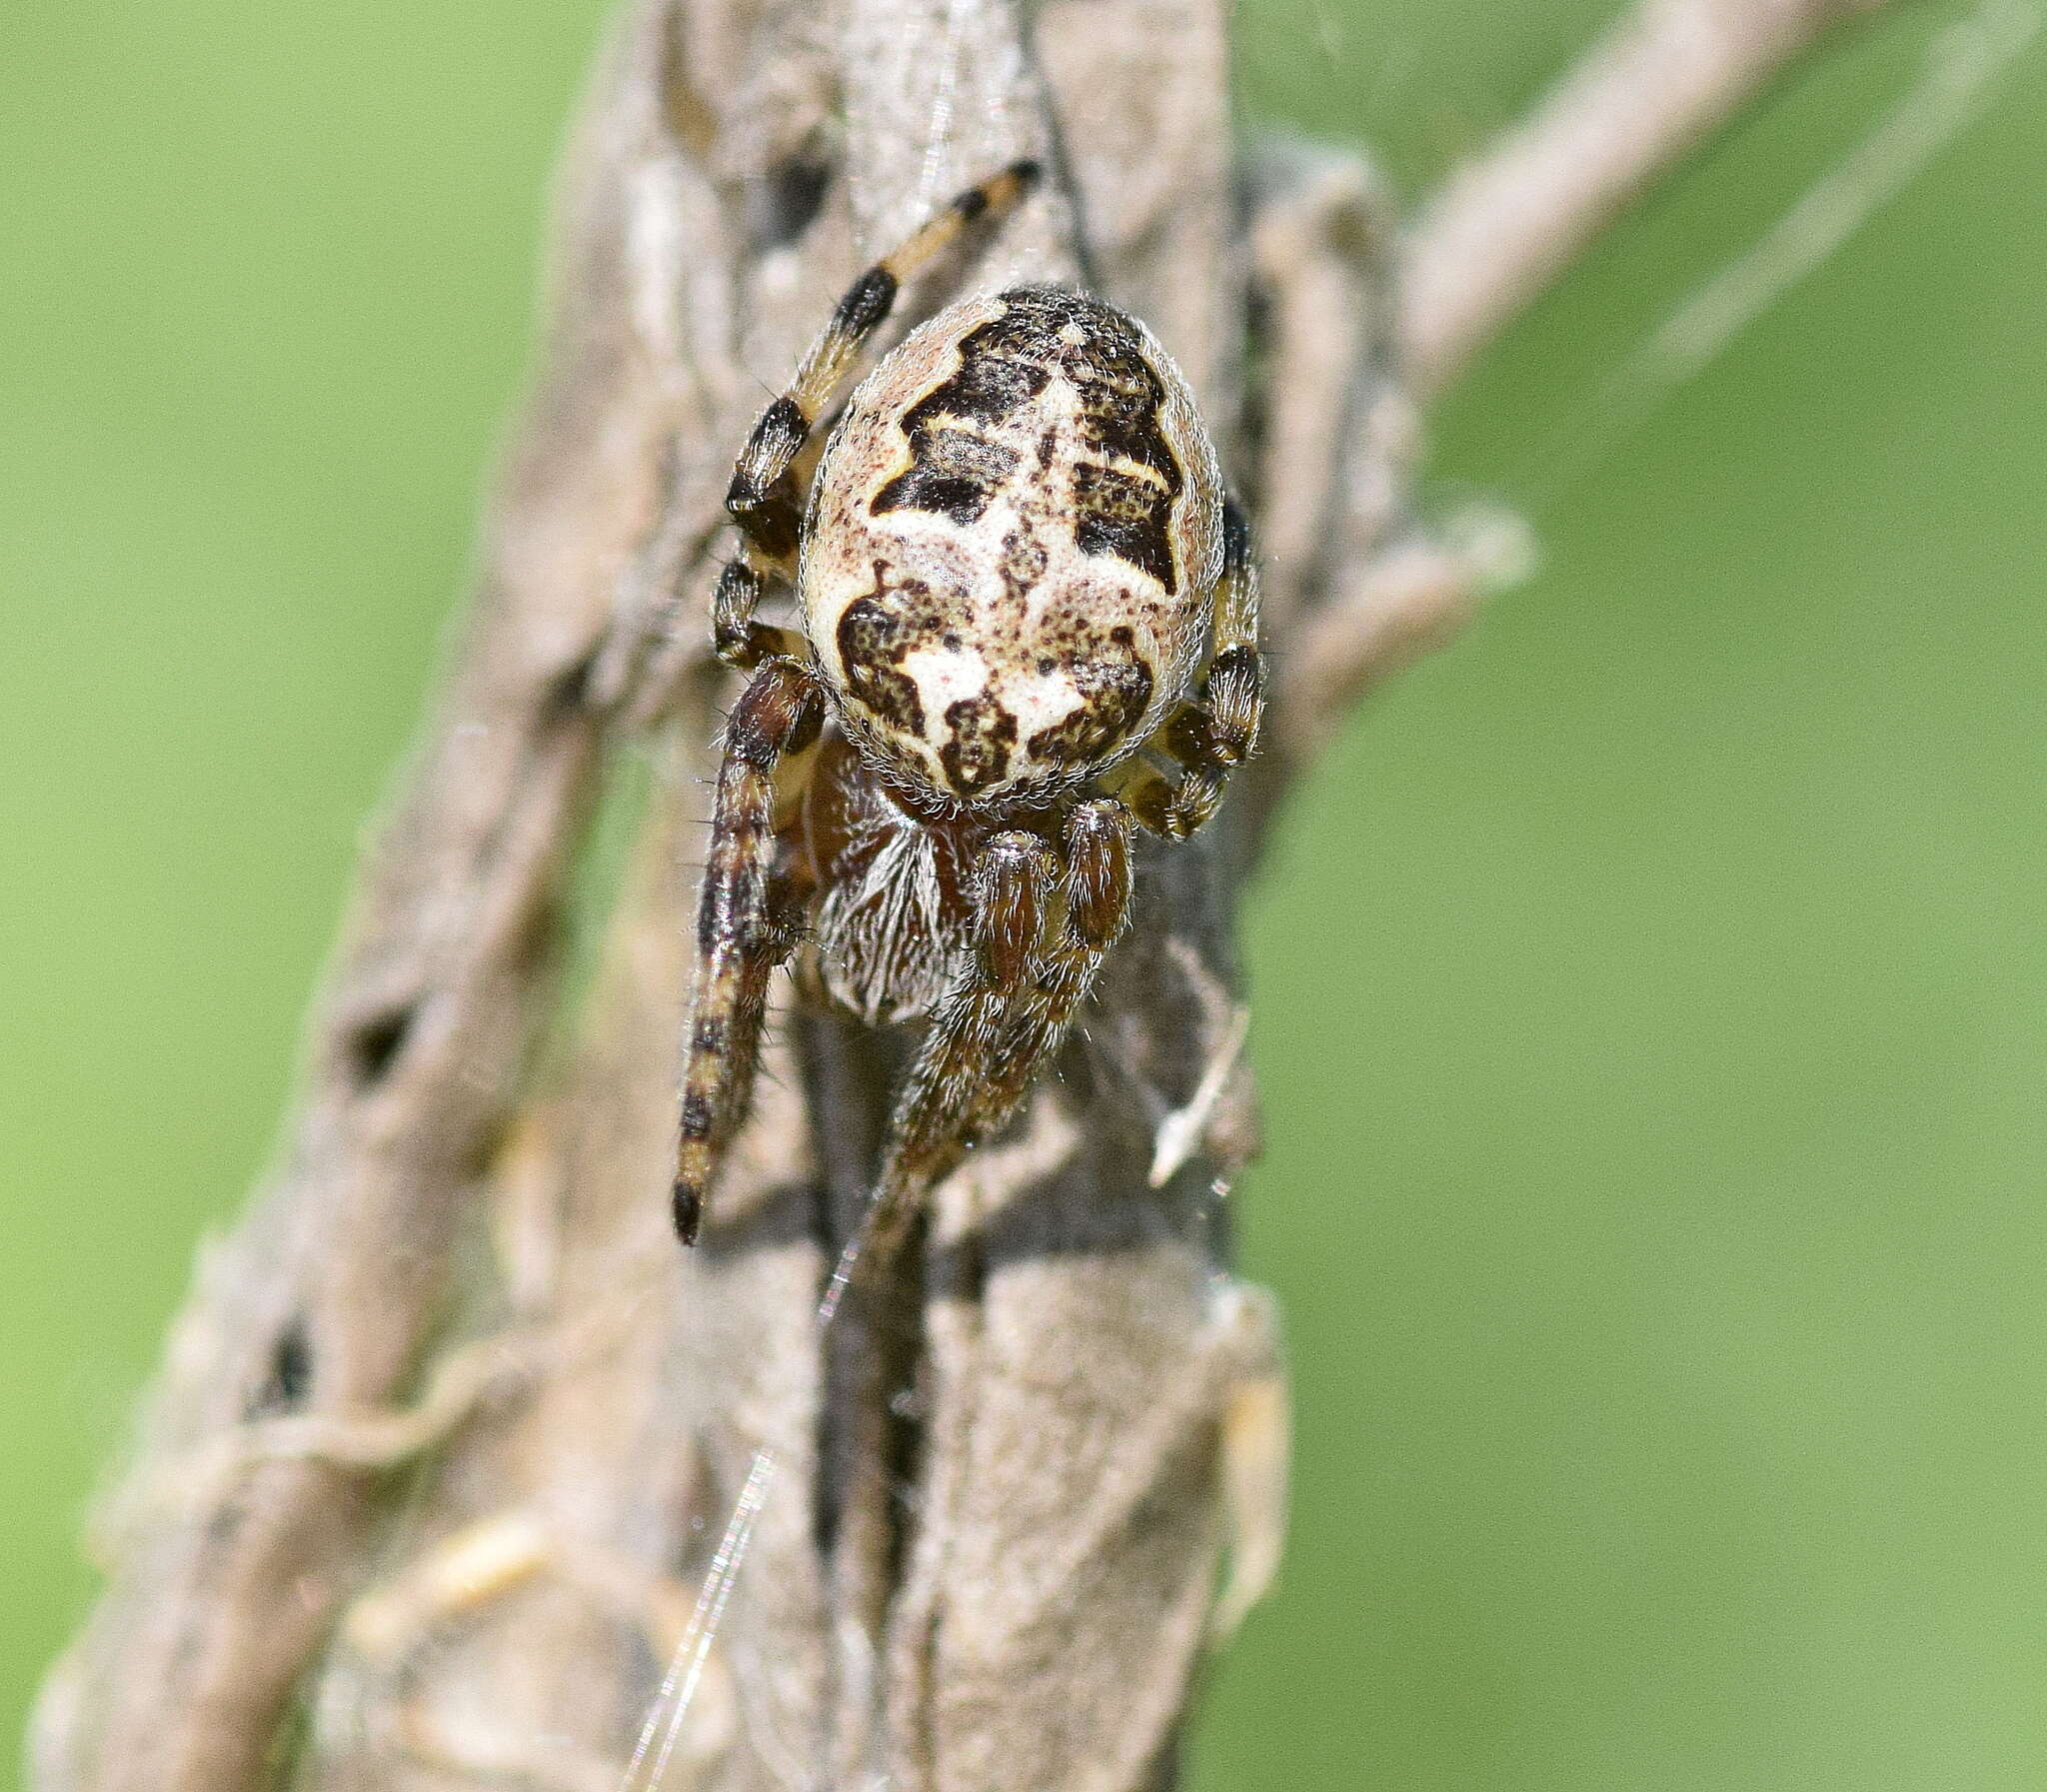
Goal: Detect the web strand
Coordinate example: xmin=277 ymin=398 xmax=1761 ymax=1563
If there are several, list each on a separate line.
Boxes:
xmin=620 ymin=1446 xmax=777 ymax=1791
xmin=1514 ymin=0 xmax=2040 ymax=518
xmin=912 ymin=0 xmax=975 ymax=217
xmin=617 ymin=1213 xmax=882 ymax=1787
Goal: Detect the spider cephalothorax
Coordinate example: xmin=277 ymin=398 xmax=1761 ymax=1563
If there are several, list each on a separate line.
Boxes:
xmin=671 ymin=162 xmax=1261 ymax=1258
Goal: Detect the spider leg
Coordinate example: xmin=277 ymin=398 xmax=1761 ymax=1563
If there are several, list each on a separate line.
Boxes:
xmin=709 ymin=554 xmax=811 ymax=675
xmin=1107 ymin=498 xmax=1263 ymax=840
xmin=672 ymin=658 xmax=827 ymax=1244
xmin=713 ymin=159 xmax=1043 ymax=673
xmin=856 ymin=799 xmax=1134 ymax=1264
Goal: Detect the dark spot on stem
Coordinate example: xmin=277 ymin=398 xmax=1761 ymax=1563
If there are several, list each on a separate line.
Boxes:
xmin=249 ymin=1316 xmax=314 ymax=1416
xmin=347 ymin=1002 xmax=417 ymax=1086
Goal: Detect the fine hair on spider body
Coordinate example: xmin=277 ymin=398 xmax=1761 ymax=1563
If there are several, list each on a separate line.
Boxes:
xmin=672 ymin=160 xmax=1262 ymax=1272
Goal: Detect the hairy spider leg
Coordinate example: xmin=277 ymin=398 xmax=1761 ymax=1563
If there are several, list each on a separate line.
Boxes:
xmin=1106 ymin=498 xmax=1263 ymax=840
xmin=672 ymin=659 xmax=827 ymax=1244
xmin=849 ymin=798 xmax=1134 ymax=1268
xmin=711 ymin=159 xmax=1044 ymax=672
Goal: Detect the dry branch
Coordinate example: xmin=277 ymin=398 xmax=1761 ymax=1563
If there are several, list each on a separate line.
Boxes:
xmin=33 ymin=1 xmax=1897 ymax=1788
xmin=1401 ymin=0 xmax=1894 ymax=392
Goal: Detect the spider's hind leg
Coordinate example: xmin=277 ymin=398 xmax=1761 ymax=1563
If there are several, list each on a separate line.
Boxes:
xmin=672 ymin=658 xmax=826 ymax=1243
xmin=851 ymin=799 xmax=1134 ymax=1269
xmin=1110 ymin=499 xmax=1263 ymax=840
xmin=714 ymin=159 xmax=1043 ymax=673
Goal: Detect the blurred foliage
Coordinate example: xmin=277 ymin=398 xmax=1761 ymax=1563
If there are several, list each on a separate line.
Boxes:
xmin=3 ymin=2 xmax=2042 ymax=1786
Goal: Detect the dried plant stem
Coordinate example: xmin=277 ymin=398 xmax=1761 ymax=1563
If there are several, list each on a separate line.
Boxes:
xmin=33 ymin=1 xmax=1899 ymax=1788
xmin=1401 ymin=0 xmax=1900 ymax=392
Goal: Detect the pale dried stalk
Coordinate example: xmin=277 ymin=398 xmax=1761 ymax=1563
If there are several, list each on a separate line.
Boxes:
xmin=1401 ymin=0 xmax=1895 ymax=392
xmin=32 ymin=2 xmax=1896 ymax=1789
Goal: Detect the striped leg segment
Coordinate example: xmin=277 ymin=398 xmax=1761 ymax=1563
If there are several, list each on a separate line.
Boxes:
xmin=1112 ymin=498 xmax=1263 ymax=840
xmin=1060 ymin=797 xmax=1134 ymax=949
xmin=974 ymin=831 xmax=1059 ymax=995
xmin=854 ymin=800 xmax=1134 ymax=1264
xmin=711 ymin=557 xmax=809 ymax=674
xmin=714 ymin=160 xmax=1043 ymax=670
xmin=672 ymin=659 xmax=827 ymax=1244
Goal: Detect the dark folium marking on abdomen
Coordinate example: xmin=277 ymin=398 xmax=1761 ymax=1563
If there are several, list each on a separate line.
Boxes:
xmin=941 ymin=695 xmax=1019 ymax=795
xmin=872 ymin=308 xmax=1052 ymax=524
xmin=874 ymin=287 xmax=1183 ymax=589
xmin=1027 ymin=627 xmax=1153 ymax=766
xmin=873 ymin=428 xmax=1021 ymax=527
xmin=998 ymin=527 xmax=1048 ymax=606
xmin=1071 ymin=462 xmax=1179 ymax=593
xmin=838 ymin=592 xmax=928 ymax=736
xmin=993 ymin=287 xmax=1185 ymax=592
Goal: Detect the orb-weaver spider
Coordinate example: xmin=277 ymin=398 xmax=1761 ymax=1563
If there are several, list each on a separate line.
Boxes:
xmin=672 ymin=161 xmax=1260 ymax=1268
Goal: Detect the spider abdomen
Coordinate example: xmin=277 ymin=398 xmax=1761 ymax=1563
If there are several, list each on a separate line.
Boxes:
xmin=802 ymin=286 xmax=1223 ymax=807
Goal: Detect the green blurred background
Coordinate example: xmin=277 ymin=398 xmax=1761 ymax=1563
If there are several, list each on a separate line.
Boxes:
xmin=5 ymin=1 xmax=2044 ymax=1785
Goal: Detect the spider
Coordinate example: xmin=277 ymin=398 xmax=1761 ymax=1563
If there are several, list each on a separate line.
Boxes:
xmin=671 ymin=160 xmax=1261 ymax=1266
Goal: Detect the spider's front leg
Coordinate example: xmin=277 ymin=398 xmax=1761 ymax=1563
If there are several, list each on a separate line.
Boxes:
xmin=671 ymin=658 xmax=826 ymax=1244
xmin=1109 ymin=500 xmax=1263 ymax=840
xmin=713 ymin=159 xmax=1042 ymax=674
xmin=854 ymin=800 xmax=1134 ymax=1264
